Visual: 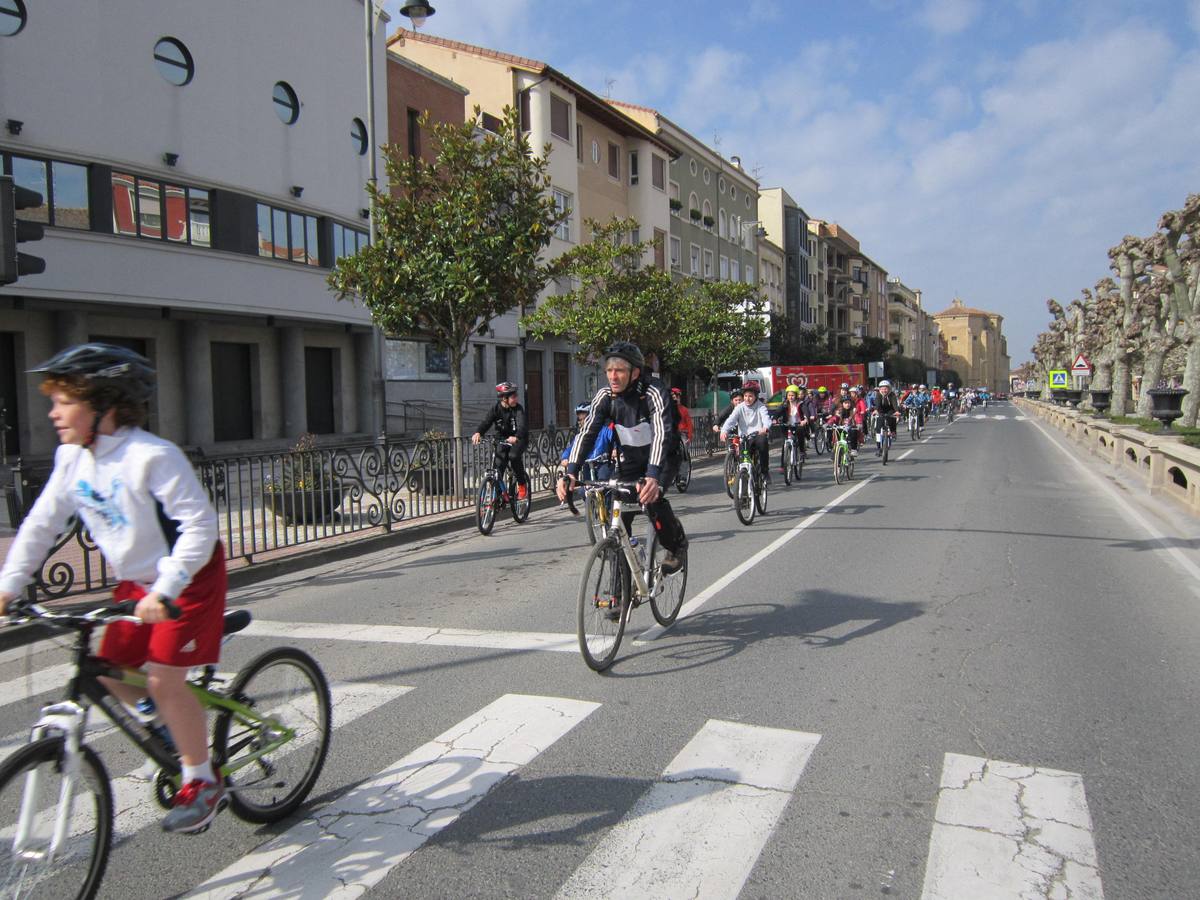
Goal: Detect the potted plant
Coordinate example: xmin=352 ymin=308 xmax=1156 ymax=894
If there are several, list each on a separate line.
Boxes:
xmin=703 ymin=215 xmax=715 ymax=229
xmin=263 ymin=433 xmax=344 ymax=524
xmin=689 ymin=208 xmax=702 ymax=222
xmin=669 ymin=198 xmax=683 ymax=214
xmin=1146 ymin=387 xmax=1188 ymax=432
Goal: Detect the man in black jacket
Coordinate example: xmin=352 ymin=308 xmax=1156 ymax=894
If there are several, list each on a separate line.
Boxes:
xmin=472 ymin=382 xmax=530 ymax=500
xmin=558 ymin=341 xmax=687 ymax=573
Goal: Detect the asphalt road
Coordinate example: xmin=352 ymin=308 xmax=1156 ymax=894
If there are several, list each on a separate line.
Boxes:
xmin=2 ymin=401 xmax=1198 ymax=899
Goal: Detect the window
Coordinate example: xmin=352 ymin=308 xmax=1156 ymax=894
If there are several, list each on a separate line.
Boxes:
xmin=689 ymin=243 xmax=701 ymax=275
xmin=473 ymin=344 xmax=486 ymax=382
xmin=591 ymin=140 xmax=600 ymax=164
xmin=608 ymin=142 xmax=620 ymax=179
xmin=702 ymin=199 xmax=711 ymax=226
xmin=552 ymin=188 xmax=572 ymax=241
xmin=653 ymin=228 xmax=666 ymax=270
xmin=670 ymin=235 xmax=681 ymax=270
xmin=630 ymin=227 xmax=640 ymax=245
xmin=406 ymin=108 xmax=420 ymax=157
xmin=550 ymin=94 xmax=571 ymax=140
xmin=0 ymin=0 xmax=27 ymax=35
xmin=718 ymin=209 xmax=727 ymax=239
xmin=745 ymin=264 xmax=754 ymax=284
xmin=689 ymin=159 xmax=697 ymax=176
xmin=496 ymin=346 xmax=510 ymax=383
xmin=703 ymin=249 xmax=713 ymax=278
xmin=745 ymin=195 xmax=751 ymax=209
xmin=576 ymin=124 xmax=583 ymax=162
xmin=352 ymin=117 xmax=368 ymax=156
xmin=519 ymin=89 xmax=531 ymax=132
xmin=718 ymin=176 xmax=726 ymax=194
xmin=153 ymin=37 xmax=194 ymax=86
xmin=255 ymin=201 xmax=319 ymax=265
xmin=7 ymin=154 xmax=89 ymax=229
xmin=332 ymin=221 xmax=368 ymax=262
xmin=629 ymin=150 xmax=639 ymax=185
xmin=688 ymin=192 xmax=699 ymax=217
xmin=652 ymin=154 xmax=666 ymax=190
xmin=730 ymin=185 xmax=737 ymax=202
xmin=480 ymin=112 xmax=502 ymax=133
xmin=273 ymin=81 xmax=299 ymax=124
xmin=702 ymin=167 xmax=711 ymax=185
xmin=385 ymin=340 xmax=450 ymax=380
xmin=731 ymin=259 xmax=739 ymax=282
xmin=719 ymin=256 xmax=728 ymax=280
xmin=110 ymin=171 xmax=210 ymax=246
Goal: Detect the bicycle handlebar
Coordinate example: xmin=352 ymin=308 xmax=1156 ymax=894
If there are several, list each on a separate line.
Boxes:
xmin=3 ymin=595 xmax=182 ymax=628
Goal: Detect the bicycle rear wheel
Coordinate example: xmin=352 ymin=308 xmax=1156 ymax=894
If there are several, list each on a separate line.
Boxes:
xmin=647 ymin=535 xmax=687 ymax=626
xmin=0 ymin=737 xmax=112 ymax=900
xmin=577 ymin=540 xmax=630 ymax=671
xmin=755 ymin=470 xmax=769 ymax=515
xmin=813 ymin=426 xmax=826 ymax=456
xmin=735 ymin=469 xmax=755 ymax=525
xmin=476 ymin=477 xmax=497 ymax=536
xmin=782 ymin=442 xmax=793 ymax=486
xmin=510 ymin=477 xmax=531 ymax=523
xmin=214 ymin=646 xmax=331 ymax=824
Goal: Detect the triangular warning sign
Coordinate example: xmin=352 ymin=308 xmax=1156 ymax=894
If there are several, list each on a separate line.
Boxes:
xmin=1071 ymin=354 xmax=1091 ymax=373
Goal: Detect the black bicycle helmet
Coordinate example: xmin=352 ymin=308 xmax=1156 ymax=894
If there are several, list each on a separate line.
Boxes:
xmin=29 ymin=343 xmax=156 ymax=406
xmin=603 ymin=341 xmax=644 ymax=370
xmin=495 ymin=381 xmax=518 ymax=396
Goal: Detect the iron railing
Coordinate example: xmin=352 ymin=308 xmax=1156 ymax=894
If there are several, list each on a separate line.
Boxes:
xmin=10 ymin=428 xmax=571 ymax=603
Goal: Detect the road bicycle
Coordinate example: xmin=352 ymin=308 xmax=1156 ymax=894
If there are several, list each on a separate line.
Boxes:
xmin=0 ymin=600 xmax=331 ymax=900
xmin=780 ymin=425 xmax=805 ymax=485
xmin=566 ymin=478 xmax=688 ymax=672
xmin=673 ymin=438 xmax=692 ymax=493
xmin=732 ymin=435 xmax=768 ymax=526
xmin=577 ymin=457 xmax=613 ymax=546
xmin=722 ymin=434 xmax=740 ymax=498
xmin=831 ymin=424 xmax=857 ymax=484
xmin=809 ymin=419 xmax=827 ymax=456
xmin=875 ymin=415 xmax=897 ymax=465
xmin=475 ymin=438 xmax=531 ymax=536
xmin=907 ymin=407 xmax=921 ymax=441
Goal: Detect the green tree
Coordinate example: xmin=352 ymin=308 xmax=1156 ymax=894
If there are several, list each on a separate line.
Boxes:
xmin=522 ymin=217 xmax=683 ymax=363
xmin=769 ymin=314 xmax=834 ymax=364
xmin=327 ymin=106 xmax=562 ymax=443
xmin=670 ymin=280 xmax=769 ymax=411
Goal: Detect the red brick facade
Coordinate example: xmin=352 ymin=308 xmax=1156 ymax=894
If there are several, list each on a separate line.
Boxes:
xmin=386 ymin=55 xmax=468 ymax=171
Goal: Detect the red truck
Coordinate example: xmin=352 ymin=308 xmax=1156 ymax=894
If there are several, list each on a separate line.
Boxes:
xmin=759 ymin=364 xmax=868 ymax=397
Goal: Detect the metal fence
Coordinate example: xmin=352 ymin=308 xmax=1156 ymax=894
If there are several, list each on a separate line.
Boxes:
xmin=9 ymin=428 xmax=571 ymax=603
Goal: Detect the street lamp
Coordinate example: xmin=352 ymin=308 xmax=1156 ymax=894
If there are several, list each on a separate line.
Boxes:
xmin=365 ymin=0 xmax=438 ymax=438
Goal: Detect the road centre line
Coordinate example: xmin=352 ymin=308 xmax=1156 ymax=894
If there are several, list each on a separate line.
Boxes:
xmin=556 ymin=719 xmax=821 ymax=900
xmin=244 ymin=620 xmax=578 ymax=653
xmin=637 ymin=475 xmax=879 ymax=641
xmin=1026 ymin=414 xmax=1200 ymax=587
xmin=186 ymin=693 xmax=598 ymax=899
xmin=897 ymin=449 xmax=915 ymax=460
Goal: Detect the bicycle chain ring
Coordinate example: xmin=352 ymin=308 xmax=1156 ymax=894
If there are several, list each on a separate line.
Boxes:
xmin=154 ymin=767 xmax=179 ymax=809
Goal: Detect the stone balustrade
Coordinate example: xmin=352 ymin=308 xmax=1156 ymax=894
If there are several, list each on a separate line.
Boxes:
xmin=1017 ymin=398 xmax=1200 ymax=516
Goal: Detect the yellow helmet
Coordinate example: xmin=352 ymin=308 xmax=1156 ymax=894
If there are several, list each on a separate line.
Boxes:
xmin=785 ymin=384 xmax=800 ymax=396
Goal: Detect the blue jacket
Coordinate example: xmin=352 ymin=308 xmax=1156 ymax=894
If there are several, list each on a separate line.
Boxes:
xmin=562 ymin=422 xmax=614 ymax=462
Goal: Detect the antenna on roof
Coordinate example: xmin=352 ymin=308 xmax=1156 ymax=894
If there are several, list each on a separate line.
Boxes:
xmin=604 ymin=77 xmax=616 ymax=99
xmin=752 ymin=164 xmax=763 ymax=180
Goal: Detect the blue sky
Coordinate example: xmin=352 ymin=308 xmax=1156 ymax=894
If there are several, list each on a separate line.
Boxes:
xmin=383 ymin=0 xmax=1200 ymax=365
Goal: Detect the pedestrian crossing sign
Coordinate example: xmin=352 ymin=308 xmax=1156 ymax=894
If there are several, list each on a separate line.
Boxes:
xmin=1049 ymin=370 xmax=1069 ymax=388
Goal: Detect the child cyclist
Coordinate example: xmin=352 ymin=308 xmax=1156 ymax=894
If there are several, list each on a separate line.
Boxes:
xmin=0 ymin=344 xmax=227 ymax=834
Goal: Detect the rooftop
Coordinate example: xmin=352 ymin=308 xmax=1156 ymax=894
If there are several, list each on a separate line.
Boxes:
xmin=933 ymin=297 xmax=1002 ymax=320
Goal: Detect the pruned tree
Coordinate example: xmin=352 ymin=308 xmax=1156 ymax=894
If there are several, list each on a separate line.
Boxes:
xmin=328 ymin=106 xmax=563 ymax=444
xmin=1158 ymin=195 xmax=1200 ymax=424
xmin=1107 ymin=235 xmax=1152 ymax=416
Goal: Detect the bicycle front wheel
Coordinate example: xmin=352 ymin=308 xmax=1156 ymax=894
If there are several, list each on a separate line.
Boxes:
xmin=782 ymin=442 xmax=793 ymax=486
xmin=724 ymin=452 xmax=737 ymax=498
xmin=577 ymin=540 xmax=629 ymax=672
xmin=813 ymin=427 xmax=826 ymax=455
xmin=584 ymin=491 xmax=601 ymax=545
xmin=214 ymin=646 xmax=331 ymax=824
xmin=882 ymin=433 xmax=890 ymax=465
xmin=833 ymin=445 xmax=846 ymax=484
xmin=674 ymin=446 xmax=692 ymax=493
xmin=476 ymin=477 xmax=497 ymax=536
xmin=647 ymin=535 xmax=687 ymax=626
xmin=735 ymin=469 xmax=755 ymax=525
xmin=0 ymin=737 xmax=112 ymax=900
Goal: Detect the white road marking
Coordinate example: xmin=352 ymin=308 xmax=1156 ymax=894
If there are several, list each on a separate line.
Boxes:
xmin=1026 ymin=415 xmax=1200 ymax=587
xmin=0 ymin=662 xmax=76 ymax=711
xmin=921 ymin=753 xmax=1103 ymax=899
xmin=556 ymin=720 xmax=820 ymax=900
xmin=245 ymin=620 xmax=577 ymax=653
xmin=186 ymin=693 xmax=598 ymax=899
xmin=1015 ymin=416 xmax=1028 ymax=421
xmin=896 ymin=449 xmax=915 ymax=461
xmin=993 ymin=415 xmax=1007 ymax=420
xmin=637 ymin=475 xmax=878 ymax=640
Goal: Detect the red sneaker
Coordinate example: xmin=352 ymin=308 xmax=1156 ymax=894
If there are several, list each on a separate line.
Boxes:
xmin=517 ymin=484 xmax=528 ymax=501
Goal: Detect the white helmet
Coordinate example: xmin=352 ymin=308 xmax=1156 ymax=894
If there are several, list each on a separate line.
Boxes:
xmin=879 ymin=380 xmax=891 ymax=388
xmin=919 ymin=384 xmax=927 ymax=389
xmin=840 ymin=382 xmax=849 ymax=389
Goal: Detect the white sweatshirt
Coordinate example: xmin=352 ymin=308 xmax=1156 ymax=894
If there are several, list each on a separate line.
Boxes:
xmin=720 ymin=401 xmax=773 ymax=437
xmin=0 ymin=427 xmax=219 ymax=600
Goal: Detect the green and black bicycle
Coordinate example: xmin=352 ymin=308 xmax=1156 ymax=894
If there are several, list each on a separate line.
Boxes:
xmin=0 ymin=600 xmax=331 ymax=899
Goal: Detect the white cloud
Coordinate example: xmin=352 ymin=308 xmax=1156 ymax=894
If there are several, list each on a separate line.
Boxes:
xmin=917 ymin=0 xmax=984 ymax=36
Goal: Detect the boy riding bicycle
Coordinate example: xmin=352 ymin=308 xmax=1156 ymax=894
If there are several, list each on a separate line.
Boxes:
xmin=0 ymin=343 xmax=227 ymax=834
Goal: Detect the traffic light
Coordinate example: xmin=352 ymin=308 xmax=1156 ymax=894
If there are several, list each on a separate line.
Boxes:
xmin=0 ymin=174 xmax=46 ymax=286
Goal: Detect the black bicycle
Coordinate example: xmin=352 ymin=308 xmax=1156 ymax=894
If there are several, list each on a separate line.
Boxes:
xmin=673 ymin=437 xmax=692 ymax=493
xmin=475 ymin=438 xmax=531 ymax=535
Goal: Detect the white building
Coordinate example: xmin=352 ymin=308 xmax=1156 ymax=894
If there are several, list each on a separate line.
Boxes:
xmin=0 ymin=0 xmax=386 ymax=458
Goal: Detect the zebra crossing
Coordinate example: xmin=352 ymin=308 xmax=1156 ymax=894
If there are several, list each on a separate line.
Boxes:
xmin=0 ymin=637 xmax=1107 ymax=899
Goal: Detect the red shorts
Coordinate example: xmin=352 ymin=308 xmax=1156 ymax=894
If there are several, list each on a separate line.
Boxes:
xmin=98 ymin=543 xmax=227 ymax=669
